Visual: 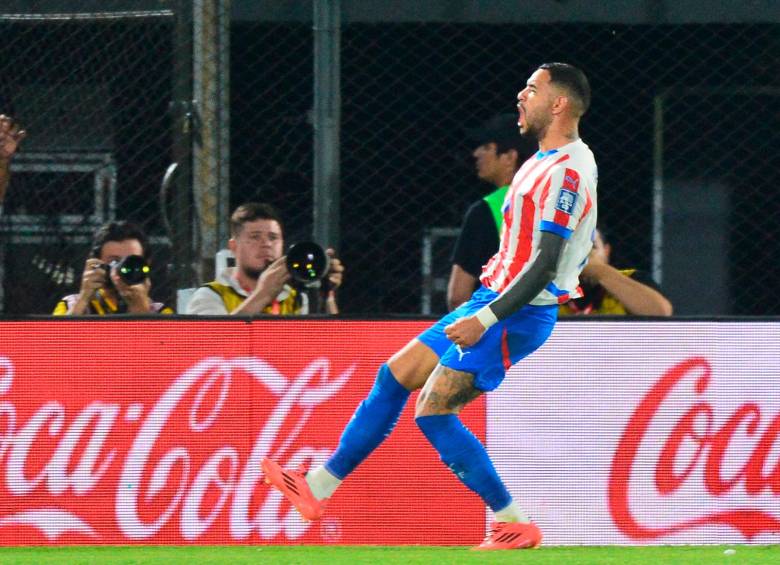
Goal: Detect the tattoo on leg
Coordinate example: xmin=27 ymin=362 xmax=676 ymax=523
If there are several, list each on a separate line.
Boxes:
xmin=427 ymin=390 xmax=445 ymax=412
xmin=417 ymin=366 xmax=482 ymax=416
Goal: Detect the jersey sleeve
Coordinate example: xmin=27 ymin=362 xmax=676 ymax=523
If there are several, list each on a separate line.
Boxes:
xmin=539 ymin=165 xmax=589 ymax=240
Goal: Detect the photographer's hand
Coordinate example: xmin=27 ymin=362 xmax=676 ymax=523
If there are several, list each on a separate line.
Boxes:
xmin=232 ymin=256 xmax=290 ymax=315
xmin=111 ymin=269 xmax=152 ymax=313
xmin=68 ymin=259 xmax=108 ymax=315
xmin=324 ymin=248 xmax=344 ymax=314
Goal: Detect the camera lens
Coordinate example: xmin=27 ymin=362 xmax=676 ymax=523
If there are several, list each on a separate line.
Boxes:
xmin=286 ymin=241 xmax=329 ymax=284
xmin=114 ymin=255 xmax=151 ymax=285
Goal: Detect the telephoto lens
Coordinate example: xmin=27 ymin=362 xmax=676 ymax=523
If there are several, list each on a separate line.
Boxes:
xmin=285 ymin=241 xmax=329 ymax=285
xmin=113 ymin=255 xmax=151 ymax=285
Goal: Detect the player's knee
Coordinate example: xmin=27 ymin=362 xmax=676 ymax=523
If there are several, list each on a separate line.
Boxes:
xmin=415 ymin=389 xmax=451 ymax=418
xmin=388 ymin=341 xmax=438 ymax=391
xmin=414 ymin=390 xmax=431 ymax=418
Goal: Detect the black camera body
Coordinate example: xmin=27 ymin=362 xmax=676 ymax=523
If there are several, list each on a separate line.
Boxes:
xmin=100 ymin=254 xmax=151 ymax=286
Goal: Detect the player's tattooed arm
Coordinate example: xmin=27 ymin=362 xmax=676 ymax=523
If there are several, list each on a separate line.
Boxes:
xmin=483 ymin=230 xmax=565 ymax=322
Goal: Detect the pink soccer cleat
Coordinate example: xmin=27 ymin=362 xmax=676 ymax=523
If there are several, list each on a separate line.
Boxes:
xmin=261 ymin=457 xmax=328 ymax=521
xmin=472 ymin=521 xmax=543 ymax=550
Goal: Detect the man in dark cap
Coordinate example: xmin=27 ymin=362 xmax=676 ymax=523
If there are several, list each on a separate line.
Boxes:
xmin=447 ymin=114 xmax=535 ymax=310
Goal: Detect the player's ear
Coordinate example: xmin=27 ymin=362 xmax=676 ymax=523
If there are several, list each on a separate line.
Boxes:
xmin=551 ymin=94 xmax=568 ymax=116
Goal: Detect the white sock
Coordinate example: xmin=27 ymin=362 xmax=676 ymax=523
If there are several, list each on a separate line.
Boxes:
xmin=305 ymin=465 xmax=342 ymax=500
xmin=493 ymin=500 xmax=530 ymax=523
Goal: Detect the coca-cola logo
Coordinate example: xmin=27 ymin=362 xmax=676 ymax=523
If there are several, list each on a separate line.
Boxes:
xmin=609 ymin=356 xmax=780 ymax=540
xmin=0 ymin=355 xmax=355 ymax=541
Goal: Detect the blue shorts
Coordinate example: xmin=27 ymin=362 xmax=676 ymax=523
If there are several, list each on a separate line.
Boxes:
xmin=418 ymin=286 xmax=557 ymax=391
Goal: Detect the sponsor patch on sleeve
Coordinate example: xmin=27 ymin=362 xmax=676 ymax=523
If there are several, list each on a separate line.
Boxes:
xmin=555 ymin=189 xmax=577 ymax=214
xmin=562 ymin=168 xmax=580 ymax=191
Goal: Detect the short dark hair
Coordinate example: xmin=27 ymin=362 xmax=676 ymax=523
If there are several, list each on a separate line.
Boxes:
xmin=539 ymin=62 xmax=591 ymax=117
xmin=90 ymin=221 xmax=149 ymax=259
xmin=230 ymin=202 xmax=285 ymax=237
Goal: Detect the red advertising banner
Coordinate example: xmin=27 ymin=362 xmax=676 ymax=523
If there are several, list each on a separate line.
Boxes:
xmin=0 ymin=320 xmax=486 ymax=545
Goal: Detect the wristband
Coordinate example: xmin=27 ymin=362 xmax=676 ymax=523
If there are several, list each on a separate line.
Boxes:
xmin=475 ymin=305 xmax=499 ymax=329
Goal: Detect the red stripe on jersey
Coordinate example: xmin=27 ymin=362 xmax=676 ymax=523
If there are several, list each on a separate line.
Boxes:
xmin=562 ymin=168 xmax=581 ymax=192
xmin=481 ymin=154 xmax=570 ymax=289
xmin=553 ymin=206 xmax=570 ymax=227
xmin=581 ymin=191 xmax=593 ymax=223
xmin=502 ymin=156 xmax=570 ymax=286
xmin=552 ymin=168 xmax=582 ymax=227
xmin=516 ymin=152 xmax=553 ymax=181
xmin=501 ymin=328 xmax=511 ymax=371
xmin=538 ymin=175 xmax=553 ymax=217
xmin=537 ymin=159 xmax=575 ymax=219
xmin=505 ymin=183 xmax=540 ymax=281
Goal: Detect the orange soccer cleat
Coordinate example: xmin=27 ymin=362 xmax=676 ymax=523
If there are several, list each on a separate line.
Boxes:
xmin=261 ymin=457 xmax=328 ymax=521
xmin=472 ymin=521 xmax=543 ymax=550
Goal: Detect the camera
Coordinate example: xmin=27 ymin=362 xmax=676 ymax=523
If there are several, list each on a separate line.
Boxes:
xmin=101 ymin=254 xmax=151 ymax=286
xmin=286 ymin=241 xmax=330 ymax=314
xmin=285 ymin=241 xmax=329 ymax=285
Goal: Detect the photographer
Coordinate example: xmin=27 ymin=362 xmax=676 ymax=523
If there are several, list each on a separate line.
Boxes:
xmin=186 ymin=202 xmax=344 ymax=315
xmin=53 ymin=221 xmax=173 ymax=315
xmin=0 ymin=114 xmax=26 ymax=211
xmin=559 ymin=227 xmax=673 ymax=317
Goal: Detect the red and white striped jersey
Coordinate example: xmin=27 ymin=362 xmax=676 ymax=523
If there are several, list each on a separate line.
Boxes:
xmin=479 ymin=138 xmax=598 ymax=306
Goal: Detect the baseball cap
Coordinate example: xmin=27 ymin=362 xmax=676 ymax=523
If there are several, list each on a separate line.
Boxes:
xmin=465 ymin=113 xmax=524 ymax=147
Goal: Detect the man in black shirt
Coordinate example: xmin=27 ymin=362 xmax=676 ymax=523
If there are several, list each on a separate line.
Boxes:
xmin=447 ymin=114 xmax=535 ymax=310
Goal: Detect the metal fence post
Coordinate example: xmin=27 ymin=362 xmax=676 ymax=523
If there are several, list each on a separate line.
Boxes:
xmin=313 ymin=0 xmax=341 ymax=249
xmin=171 ymin=0 xmax=196 ymax=290
xmin=193 ymin=0 xmax=230 ymax=282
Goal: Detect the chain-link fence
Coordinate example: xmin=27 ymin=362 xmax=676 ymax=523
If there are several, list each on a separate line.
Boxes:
xmin=241 ymin=19 xmax=778 ymax=315
xmin=0 ymin=7 xmax=175 ymax=314
xmin=1 ymin=3 xmax=778 ymax=316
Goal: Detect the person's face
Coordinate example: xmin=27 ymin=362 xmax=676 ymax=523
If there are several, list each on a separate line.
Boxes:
xmin=473 ymin=142 xmax=502 ymax=185
xmin=230 ymin=218 xmax=284 ymax=278
xmin=516 ymin=69 xmax=557 ymax=140
xmin=473 ymin=142 xmax=518 ymax=186
xmin=99 ymin=239 xmax=144 ymax=264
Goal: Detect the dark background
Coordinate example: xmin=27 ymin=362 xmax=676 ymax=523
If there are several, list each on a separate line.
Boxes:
xmin=1 ymin=19 xmax=778 ymax=314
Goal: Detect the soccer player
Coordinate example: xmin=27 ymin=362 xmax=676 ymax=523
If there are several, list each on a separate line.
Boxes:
xmin=263 ymin=62 xmax=597 ymax=550
xmin=447 ymin=113 xmax=535 ymax=310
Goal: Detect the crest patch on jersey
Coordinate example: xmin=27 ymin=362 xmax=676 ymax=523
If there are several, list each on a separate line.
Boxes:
xmin=555 ymin=189 xmax=577 ymax=214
